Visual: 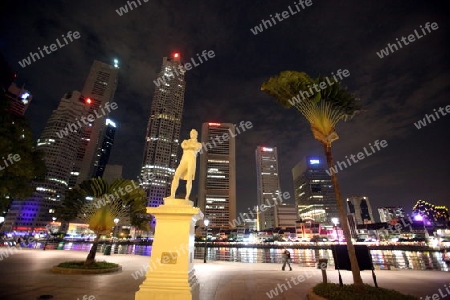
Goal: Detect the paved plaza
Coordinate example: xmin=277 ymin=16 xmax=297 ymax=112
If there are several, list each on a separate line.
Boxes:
xmin=0 ymin=249 xmax=448 ymax=300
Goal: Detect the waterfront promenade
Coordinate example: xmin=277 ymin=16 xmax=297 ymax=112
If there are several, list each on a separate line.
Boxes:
xmin=0 ymin=249 xmax=448 ymax=299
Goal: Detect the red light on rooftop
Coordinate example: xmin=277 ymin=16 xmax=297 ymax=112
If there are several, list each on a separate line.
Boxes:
xmin=208 ymin=122 xmax=221 ymax=126
xmin=174 ymin=53 xmax=179 ymax=58
xmin=86 ymin=98 xmax=92 ymax=104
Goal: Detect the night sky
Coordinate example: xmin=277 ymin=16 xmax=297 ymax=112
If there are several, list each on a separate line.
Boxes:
xmin=1 ymin=0 xmax=449 ymax=220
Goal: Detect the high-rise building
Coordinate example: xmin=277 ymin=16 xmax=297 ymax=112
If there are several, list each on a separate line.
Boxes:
xmin=292 ymin=156 xmax=338 ymax=225
xmin=3 ymin=91 xmax=90 ymax=231
xmin=255 ymin=146 xmax=282 ymax=230
xmin=198 ymin=122 xmax=236 ymax=230
xmin=3 ymin=59 xmax=119 ymax=232
xmin=276 ymin=204 xmax=298 ymax=229
xmin=5 ymin=82 xmax=32 ymax=116
xmin=102 ymin=164 xmax=123 ymax=183
xmin=378 ymin=206 xmax=405 ymax=223
xmin=92 ymin=119 xmax=117 ymax=178
xmin=140 ymin=53 xmax=186 ymax=207
xmin=346 ymin=196 xmax=374 ymax=225
xmin=72 ymin=60 xmax=119 ymax=186
xmin=36 ymin=91 xmax=90 ymax=200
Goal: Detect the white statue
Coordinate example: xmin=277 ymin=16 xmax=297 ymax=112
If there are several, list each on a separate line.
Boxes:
xmin=170 ymin=129 xmax=202 ymax=200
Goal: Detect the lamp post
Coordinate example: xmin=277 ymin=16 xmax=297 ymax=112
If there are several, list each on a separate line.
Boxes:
xmin=332 ymin=217 xmax=339 ymax=244
xmin=331 ymin=217 xmax=343 ymax=287
xmin=203 ymin=219 xmax=209 ymax=263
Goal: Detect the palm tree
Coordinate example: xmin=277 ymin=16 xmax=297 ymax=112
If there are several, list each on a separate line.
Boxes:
xmin=261 ymin=71 xmax=363 ymax=287
xmin=57 ymin=177 xmax=149 ymax=266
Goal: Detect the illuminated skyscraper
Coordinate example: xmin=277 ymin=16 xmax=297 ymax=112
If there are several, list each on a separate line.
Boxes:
xmin=346 ymin=196 xmax=374 ymax=225
xmin=198 ymin=122 xmax=236 ymax=230
xmin=73 ymin=60 xmax=119 ymax=186
xmin=36 ymin=91 xmax=91 ymax=200
xmin=92 ymin=119 xmax=117 ymax=178
xmin=255 ymin=146 xmax=282 ymax=230
xmin=5 ymin=82 xmax=32 ymax=116
xmin=102 ymin=164 xmax=123 ymax=183
xmin=141 ymin=54 xmax=186 ymax=207
xmin=292 ymin=156 xmax=338 ymax=225
xmin=3 ymin=91 xmax=90 ymax=231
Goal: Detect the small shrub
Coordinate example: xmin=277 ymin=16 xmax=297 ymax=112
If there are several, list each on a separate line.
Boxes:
xmin=313 ymin=283 xmax=418 ymax=300
xmin=57 ymin=261 xmax=119 ymax=269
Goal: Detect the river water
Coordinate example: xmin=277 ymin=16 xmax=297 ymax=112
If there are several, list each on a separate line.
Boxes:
xmin=56 ymin=242 xmax=449 ymax=271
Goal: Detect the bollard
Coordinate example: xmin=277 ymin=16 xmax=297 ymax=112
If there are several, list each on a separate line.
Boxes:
xmin=317 ymin=258 xmax=328 ymax=284
xmin=104 ymin=245 xmax=112 ymax=255
xmin=57 ymin=242 xmax=65 ymax=250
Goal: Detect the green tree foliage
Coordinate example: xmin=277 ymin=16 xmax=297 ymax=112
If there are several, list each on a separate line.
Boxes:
xmin=0 ymin=91 xmax=46 ymax=214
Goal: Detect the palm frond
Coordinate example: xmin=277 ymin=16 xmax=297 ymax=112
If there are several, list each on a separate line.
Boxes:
xmin=261 ymin=70 xmax=361 ymax=145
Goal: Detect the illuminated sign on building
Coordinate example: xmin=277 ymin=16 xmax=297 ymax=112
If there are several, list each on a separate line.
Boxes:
xmin=262 ymin=147 xmax=273 ymax=152
xmin=309 ymin=159 xmax=320 ymax=164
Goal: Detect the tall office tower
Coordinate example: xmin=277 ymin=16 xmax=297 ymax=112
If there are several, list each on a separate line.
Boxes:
xmin=292 ymin=156 xmax=338 ymax=225
xmin=198 ymin=122 xmax=236 ymax=230
xmin=378 ymin=206 xmax=405 ymax=223
xmin=346 ymin=196 xmax=374 ymax=225
xmin=102 ymin=164 xmax=123 ymax=183
xmin=92 ymin=118 xmax=117 ymax=178
xmin=5 ymin=82 xmax=32 ymax=116
xmin=72 ymin=60 xmax=119 ymax=186
xmin=140 ymin=53 xmax=186 ymax=207
xmin=255 ymin=146 xmax=282 ymax=230
xmin=36 ymin=91 xmax=90 ymax=200
xmin=276 ymin=204 xmax=298 ymax=229
xmin=3 ymin=91 xmax=90 ymax=231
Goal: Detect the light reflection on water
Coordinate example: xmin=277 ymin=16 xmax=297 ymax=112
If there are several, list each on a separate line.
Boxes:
xmin=59 ymin=243 xmax=449 ymax=271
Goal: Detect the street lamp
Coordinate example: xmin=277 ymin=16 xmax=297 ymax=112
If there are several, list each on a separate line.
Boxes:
xmin=203 ymin=219 xmax=209 ymax=263
xmin=331 ymin=217 xmax=343 ymax=287
xmin=331 ymin=217 xmax=339 ymax=244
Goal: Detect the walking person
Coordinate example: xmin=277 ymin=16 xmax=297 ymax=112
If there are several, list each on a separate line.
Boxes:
xmin=16 ymin=237 xmax=22 ymax=248
xmin=281 ymin=249 xmax=292 ymax=271
xmin=443 ymin=250 xmax=450 ymax=267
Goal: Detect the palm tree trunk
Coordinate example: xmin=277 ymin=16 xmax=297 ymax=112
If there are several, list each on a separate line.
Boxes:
xmin=323 ymin=143 xmax=364 ymax=287
xmin=84 ymin=234 xmax=100 ymax=266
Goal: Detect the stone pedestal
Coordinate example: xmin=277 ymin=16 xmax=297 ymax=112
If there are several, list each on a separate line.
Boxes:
xmin=135 ymin=197 xmax=203 ymax=300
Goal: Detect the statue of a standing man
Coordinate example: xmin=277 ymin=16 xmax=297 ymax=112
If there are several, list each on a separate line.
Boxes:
xmin=170 ymin=129 xmax=203 ymax=200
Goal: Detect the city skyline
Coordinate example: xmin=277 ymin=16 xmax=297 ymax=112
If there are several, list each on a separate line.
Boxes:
xmin=0 ymin=0 xmax=448 ymax=216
